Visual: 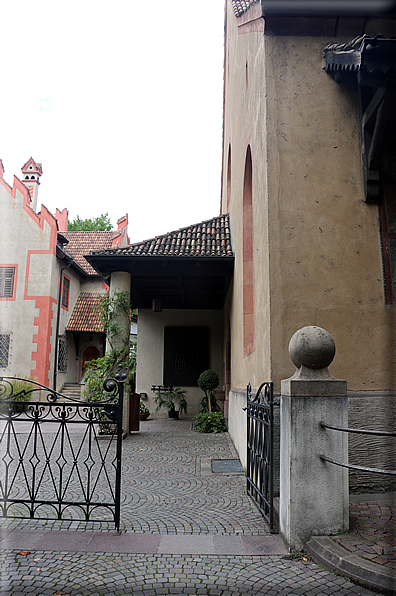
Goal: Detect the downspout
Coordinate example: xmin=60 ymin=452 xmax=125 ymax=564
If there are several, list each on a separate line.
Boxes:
xmin=53 ymin=263 xmax=71 ymax=391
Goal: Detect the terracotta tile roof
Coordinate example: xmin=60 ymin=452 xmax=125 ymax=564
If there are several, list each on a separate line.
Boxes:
xmin=66 ymin=292 xmax=105 ymax=333
xmin=62 ymin=231 xmax=115 ymax=275
xmin=231 ymin=0 xmax=258 ymax=18
xmin=89 ymin=214 xmax=233 ymax=258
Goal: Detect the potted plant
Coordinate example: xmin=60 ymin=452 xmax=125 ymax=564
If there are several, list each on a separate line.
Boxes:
xmin=195 ymin=370 xmax=227 ymax=433
xmin=152 ymin=385 xmax=188 ymax=419
xmin=197 ymin=369 xmax=220 ymax=413
xmin=140 ymin=399 xmax=150 ymax=421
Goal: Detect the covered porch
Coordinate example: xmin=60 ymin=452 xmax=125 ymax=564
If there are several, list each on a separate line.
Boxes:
xmin=86 ymin=214 xmax=234 ymax=418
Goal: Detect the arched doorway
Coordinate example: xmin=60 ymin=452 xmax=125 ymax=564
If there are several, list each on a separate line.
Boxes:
xmin=81 ymin=346 xmax=100 ymax=378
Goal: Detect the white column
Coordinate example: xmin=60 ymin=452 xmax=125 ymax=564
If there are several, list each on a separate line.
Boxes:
xmin=279 ymin=326 xmax=349 ymax=551
xmin=107 ymin=271 xmax=131 ymax=433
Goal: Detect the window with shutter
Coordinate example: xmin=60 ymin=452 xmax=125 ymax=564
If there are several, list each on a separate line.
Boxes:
xmin=0 ymin=268 xmax=15 ymax=298
xmin=62 ymin=276 xmax=70 ymax=308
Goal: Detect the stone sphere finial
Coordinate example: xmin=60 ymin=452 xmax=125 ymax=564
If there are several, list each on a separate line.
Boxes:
xmin=289 ymin=326 xmax=335 ymax=370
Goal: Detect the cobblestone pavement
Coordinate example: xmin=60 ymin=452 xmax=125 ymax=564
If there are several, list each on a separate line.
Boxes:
xmin=0 ymin=551 xmax=378 ymax=595
xmin=333 ymin=493 xmax=396 ymax=569
xmin=0 ymin=420 xmax=382 ymax=594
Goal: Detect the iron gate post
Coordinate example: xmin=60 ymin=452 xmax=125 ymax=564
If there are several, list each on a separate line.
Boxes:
xmin=246 ymin=381 xmax=275 ymax=533
xmin=114 ymin=365 xmax=126 ymax=533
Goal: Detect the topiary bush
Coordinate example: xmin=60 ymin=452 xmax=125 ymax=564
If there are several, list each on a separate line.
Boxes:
xmin=194 ymin=411 xmax=227 ymax=434
xmin=197 ymin=369 xmax=220 ymax=414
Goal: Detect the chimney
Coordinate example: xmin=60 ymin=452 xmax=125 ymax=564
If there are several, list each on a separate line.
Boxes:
xmin=21 ymin=157 xmax=43 ymax=212
xmin=55 ymin=207 xmax=69 ymax=232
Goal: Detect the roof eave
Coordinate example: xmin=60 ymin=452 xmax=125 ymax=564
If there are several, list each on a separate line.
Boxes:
xmin=260 ymin=0 xmax=396 ymax=17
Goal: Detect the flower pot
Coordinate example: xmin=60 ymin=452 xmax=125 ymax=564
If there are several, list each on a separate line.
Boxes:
xmin=168 ymin=407 xmax=179 ymax=420
xmin=140 ymin=412 xmax=150 ymax=421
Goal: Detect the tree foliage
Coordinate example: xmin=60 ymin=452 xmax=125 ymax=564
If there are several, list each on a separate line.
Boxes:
xmin=68 ymin=213 xmax=112 ymax=231
xmin=197 ymin=369 xmax=220 ymax=414
xmin=83 ymin=290 xmax=135 ymax=404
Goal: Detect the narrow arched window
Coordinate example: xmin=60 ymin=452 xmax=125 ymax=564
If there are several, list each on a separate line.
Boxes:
xmin=243 ymin=146 xmax=255 ymax=357
xmin=227 ymin=145 xmax=232 ymax=211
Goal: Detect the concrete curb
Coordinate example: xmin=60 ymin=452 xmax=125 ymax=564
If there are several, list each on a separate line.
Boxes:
xmin=306 ymin=536 xmax=396 ymax=595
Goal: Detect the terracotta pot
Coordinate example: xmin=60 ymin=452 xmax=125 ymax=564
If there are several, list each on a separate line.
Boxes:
xmin=140 ymin=412 xmax=150 ymax=421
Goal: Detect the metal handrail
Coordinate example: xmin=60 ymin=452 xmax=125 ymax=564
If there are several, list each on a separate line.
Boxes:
xmin=320 ymin=421 xmax=396 ymax=476
xmin=320 ymin=422 xmax=396 ymax=437
xmin=320 ymin=455 xmax=396 ymax=476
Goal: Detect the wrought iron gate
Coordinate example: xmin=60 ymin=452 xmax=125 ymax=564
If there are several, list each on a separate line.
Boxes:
xmin=246 ymin=382 xmax=275 ymax=532
xmin=0 ymin=367 xmax=126 ymax=531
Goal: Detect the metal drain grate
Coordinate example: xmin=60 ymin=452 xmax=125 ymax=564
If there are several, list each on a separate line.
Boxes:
xmin=211 ymin=459 xmax=244 ymax=474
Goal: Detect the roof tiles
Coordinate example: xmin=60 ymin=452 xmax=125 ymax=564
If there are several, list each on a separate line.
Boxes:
xmin=66 ymin=292 xmax=105 ymax=333
xmin=231 ymin=0 xmax=258 ymax=18
xmin=62 ymin=231 xmax=115 ymax=275
xmin=89 ymin=214 xmax=233 ymax=259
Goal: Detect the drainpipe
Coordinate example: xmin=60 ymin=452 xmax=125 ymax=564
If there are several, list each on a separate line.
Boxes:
xmin=53 ymin=263 xmax=70 ymax=391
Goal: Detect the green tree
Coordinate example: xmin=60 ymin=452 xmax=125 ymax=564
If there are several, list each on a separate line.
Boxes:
xmin=68 ymin=213 xmax=112 ymax=231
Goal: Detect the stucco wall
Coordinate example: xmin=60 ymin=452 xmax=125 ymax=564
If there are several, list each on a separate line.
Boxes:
xmin=265 ymin=32 xmax=396 ymax=392
xmin=0 ymin=178 xmax=59 ymax=384
xmin=136 ymin=309 xmax=223 ymax=419
xmin=222 ymin=7 xmax=396 ymax=393
xmin=221 ymin=3 xmax=271 ymax=393
xmin=221 ymin=6 xmax=396 ymax=491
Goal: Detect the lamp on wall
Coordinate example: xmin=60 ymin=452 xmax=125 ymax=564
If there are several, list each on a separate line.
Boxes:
xmin=152 ymin=298 xmax=162 ymax=312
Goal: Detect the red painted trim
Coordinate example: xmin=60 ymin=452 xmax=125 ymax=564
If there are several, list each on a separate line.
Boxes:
xmin=23 ymin=222 xmax=59 ymax=387
xmin=31 ymin=296 xmax=56 ymax=386
xmin=243 ymin=145 xmax=255 ymax=358
xmin=0 ymin=264 xmax=18 ymax=301
xmin=2 ymin=170 xmax=60 ymax=386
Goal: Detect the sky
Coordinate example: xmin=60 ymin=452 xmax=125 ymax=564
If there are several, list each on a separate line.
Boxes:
xmin=1 ymin=1 xmax=225 ymax=244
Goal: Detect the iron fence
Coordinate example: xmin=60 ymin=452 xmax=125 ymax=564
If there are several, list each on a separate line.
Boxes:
xmin=245 ymin=382 xmax=276 ymax=532
xmin=0 ymin=367 xmax=126 ymax=530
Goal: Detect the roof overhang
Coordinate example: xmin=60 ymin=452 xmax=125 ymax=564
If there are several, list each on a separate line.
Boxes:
xmin=260 ymin=0 xmax=396 ymax=16
xmin=86 ymin=254 xmax=234 ymax=310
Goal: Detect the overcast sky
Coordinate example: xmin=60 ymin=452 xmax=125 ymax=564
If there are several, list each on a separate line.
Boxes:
xmin=1 ymin=1 xmax=225 ymax=243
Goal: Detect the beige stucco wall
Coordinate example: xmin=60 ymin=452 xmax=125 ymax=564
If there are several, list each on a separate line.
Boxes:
xmin=0 ymin=182 xmax=59 ymax=382
xmin=222 ymin=7 xmax=396 ymax=396
xmin=222 ymin=7 xmax=396 ymax=484
xmin=136 ymin=309 xmax=223 ymax=419
xmin=265 ymin=32 xmax=396 ymax=392
xmin=221 ymin=5 xmax=271 ymax=393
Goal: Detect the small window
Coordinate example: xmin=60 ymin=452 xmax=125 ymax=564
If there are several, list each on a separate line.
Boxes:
xmin=62 ymin=276 xmax=70 ymax=308
xmin=0 ymin=268 xmax=15 ymax=298
xmin=58 ymin=333 xmax=68 ymax=372
xmin=0 ymin=334 xmax=10 ymax=368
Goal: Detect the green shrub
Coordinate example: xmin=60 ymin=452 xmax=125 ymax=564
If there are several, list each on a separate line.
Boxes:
xmin=153 ymin=387 xmax=188 ymax=415
xmin=194 ymin=411 xmax=227 ymax=434
xmin=197 ymin=369 xmax=220 ymax=414
xmin=197 ymin=369 xmax=219 ymax=393
xmin=1 ymin=377 xmax=35 ymax=415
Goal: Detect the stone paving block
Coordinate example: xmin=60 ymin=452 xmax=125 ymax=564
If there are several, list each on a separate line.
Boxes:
xmin=157 ymin=535 xmax=215 ymax=555
xmin=241 ymin=535 xmax=288 ymax=555
xmin=86 ymin=532 xmax=160 ymax=554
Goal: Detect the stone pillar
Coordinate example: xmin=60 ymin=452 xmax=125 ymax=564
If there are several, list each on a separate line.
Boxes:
xmin=107 ymin=271 xmax=131 ymax=434
xmin=280 ymin=326 xmax=349 ymax=551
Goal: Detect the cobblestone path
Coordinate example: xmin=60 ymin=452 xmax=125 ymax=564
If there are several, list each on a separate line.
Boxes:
xmin=0 ymin=420 xmax=380 ymax=594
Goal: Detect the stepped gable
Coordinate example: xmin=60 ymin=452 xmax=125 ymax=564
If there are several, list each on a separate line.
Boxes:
xmin=89 ymin=214 xmax=233 ymax=259
xmin=66 ymin=292 xmax=105 ymax=333
xmin=62 ymin=231 xmax=115 ymax=275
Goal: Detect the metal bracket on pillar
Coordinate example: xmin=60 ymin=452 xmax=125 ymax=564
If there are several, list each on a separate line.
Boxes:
xmin=324 ymin=36 xmax=396 ymax=204
xmin=357 ymin=84 xmax=389 ymax=204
